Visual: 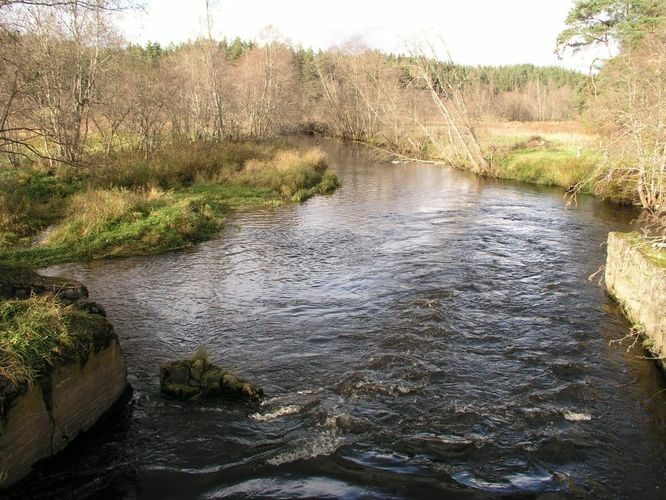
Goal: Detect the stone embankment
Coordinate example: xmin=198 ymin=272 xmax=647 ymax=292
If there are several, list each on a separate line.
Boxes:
xmin=0 ymin=268 xmax=129 ymax=489
xmin=605 ymin=232 xmax=666 ymax=370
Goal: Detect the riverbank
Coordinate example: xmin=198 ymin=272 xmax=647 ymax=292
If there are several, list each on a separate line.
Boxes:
xmin=359 ymin=120 xmax=599 ymax=194
xmin=0 ymin=141 xmax=338 ymax=269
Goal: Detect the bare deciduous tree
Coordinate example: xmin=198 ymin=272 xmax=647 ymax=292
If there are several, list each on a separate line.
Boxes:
xmin=235 ymin=32 xmax=300 ymax=138
xmin=584 ymin=31 xmax=666 ymax=212
xmin=409 ymin=46 xmax=492 ymax=174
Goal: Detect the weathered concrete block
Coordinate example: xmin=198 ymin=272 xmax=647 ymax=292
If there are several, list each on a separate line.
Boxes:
xmin=0 ymin=339 xmax=129 ymax=489
xmin=51 ymin=339 xmax=128 ymax=450
xmin=605 ymin=232 xmax=666 ymax=370
xmin=0 ymin=385 xmax=52 ymax=487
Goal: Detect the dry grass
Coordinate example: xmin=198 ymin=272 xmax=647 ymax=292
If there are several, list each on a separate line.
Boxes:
xmin=0 ymin=295 xmax=72 ymax=388
xmin=92 ymin=141 xmax=281 ymax=190
xmin=245 ymin=147 xmax=327 ymax=173
xmin=44 ymin=187 xmax=167 ymax=243
xmin=481 ymin=120 xmax=597 ymax=147
xmin=241 ymin=147 xmax=334 ymax=199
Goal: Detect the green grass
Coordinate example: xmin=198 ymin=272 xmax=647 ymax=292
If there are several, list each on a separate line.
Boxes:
xmin=497 ymin=145 xmax=597 ymax=189
xmin=0 ymin=165 xmax=85 ymax=247
xmin=0 ymin=295 xmax=114 ymax=393
xmin=0 ymin=142 xmax=339 ymax=268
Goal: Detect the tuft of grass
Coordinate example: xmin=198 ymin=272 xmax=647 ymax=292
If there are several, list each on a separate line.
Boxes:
xmin=0 ymin=295 xmax=113 ymax=391
xmin=0 ymin=296 xmax=69 ymax=388
xmin=190 ymin=346 xmax=210 ymax=364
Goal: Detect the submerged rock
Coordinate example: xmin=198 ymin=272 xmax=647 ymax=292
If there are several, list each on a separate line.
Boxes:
xmin=159 ymin=355 xmax=263 ymax=401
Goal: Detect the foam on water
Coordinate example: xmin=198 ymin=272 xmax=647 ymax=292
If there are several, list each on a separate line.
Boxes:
xmin=251 ymin=405 xmax=303 ymax=422
xmin=267 ymin=431 xmax=345 ymax=466
xmin=563 ymin=410 xmax=592 ymax=421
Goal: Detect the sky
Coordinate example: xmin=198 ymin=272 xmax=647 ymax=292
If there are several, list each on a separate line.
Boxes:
xmin=120 ymin=0 xmax=602 ymax=72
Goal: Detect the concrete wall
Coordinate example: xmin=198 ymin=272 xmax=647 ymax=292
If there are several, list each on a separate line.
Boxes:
xmin=0 ymin=338 xmax=128 ymax=488
xmin=605 ymin=232 xmax=666 ymax=370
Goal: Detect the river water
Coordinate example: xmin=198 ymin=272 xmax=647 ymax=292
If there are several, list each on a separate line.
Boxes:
xmin=13 ymin=138 xmax=666 ymax=498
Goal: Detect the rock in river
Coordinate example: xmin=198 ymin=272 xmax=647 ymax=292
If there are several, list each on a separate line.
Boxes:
xmin=159 ymin=353 xmax=263 ymax=401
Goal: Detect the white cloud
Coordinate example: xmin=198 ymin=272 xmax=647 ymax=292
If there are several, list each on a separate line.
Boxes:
xmin=120 ymin=0 xmax=600 ymax=71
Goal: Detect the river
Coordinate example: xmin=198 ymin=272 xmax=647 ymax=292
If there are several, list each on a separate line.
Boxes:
xmin=12 ymin=137 xmax=666 ymax=498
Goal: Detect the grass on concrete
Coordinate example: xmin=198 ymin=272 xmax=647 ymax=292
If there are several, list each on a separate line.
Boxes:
xmin=0 ymin=295 xmax=113 ymax=391
xmin=620 ymin=231 xmax=666 ymax=270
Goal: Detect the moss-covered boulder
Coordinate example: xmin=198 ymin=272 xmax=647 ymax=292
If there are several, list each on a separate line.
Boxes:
xmin=159 ymin=353 xmax=263 ymax=401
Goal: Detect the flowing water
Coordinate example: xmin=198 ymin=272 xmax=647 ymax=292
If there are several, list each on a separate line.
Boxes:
xmin=10 ymin=138 xmax=666 ymax=498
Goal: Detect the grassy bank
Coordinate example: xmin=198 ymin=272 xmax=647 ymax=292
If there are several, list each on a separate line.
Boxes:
xmin=483 ymin=122 xmax=598 ymax=190
xmin=0 ymin=141 xmax=338 ymax=268
xmin=0 ymin=294 xmax=114 ymax=393
xmin=365 ymin=120 xmax=599 ymax=193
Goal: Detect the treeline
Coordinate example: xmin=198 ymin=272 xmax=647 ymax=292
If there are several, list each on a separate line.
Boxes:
xmin=0 ymin=1 xmax=585 ymax=169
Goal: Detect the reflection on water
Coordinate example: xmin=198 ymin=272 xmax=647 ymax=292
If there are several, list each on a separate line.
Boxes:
xmin=10 ymin=137 xmax=665 ymax=499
